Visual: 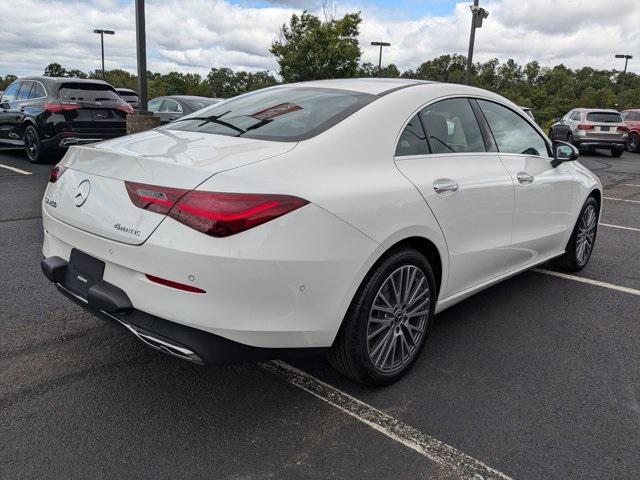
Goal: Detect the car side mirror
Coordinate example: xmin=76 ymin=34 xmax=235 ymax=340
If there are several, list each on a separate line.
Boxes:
xmin=551 ymin=140 xmax=578 ymax=167
xmin=0 ymin=101 xmax=10 ymax=110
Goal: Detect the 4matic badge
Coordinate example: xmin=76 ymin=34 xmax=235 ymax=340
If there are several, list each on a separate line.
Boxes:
xmin=113 ymin=223 xmax=141 ymax=237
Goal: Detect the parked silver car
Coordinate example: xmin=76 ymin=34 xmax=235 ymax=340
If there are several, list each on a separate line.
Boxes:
xmin=549 ymin=108 xmax=628 ymax=157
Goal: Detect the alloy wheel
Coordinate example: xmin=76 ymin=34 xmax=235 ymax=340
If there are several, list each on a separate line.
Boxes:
xmin=366 ymin=265 xmax=430 ymax=374
xmin=629 ymin=133 xmax=639 ymax=152
xmin=576 ymin=204 xmax=597 ymax=265
xmin=25 ymin=129 xmax=38 ymax=161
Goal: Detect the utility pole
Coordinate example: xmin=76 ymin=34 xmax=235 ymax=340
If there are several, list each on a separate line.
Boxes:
xmin=371 ymin=41 xmax=391 ymax=74
xmin=93 ymin=29 xmax=115 ymax=80
xmin=465 ymin=0 xmax=489 ymax=85
xmin=135 ymin=0 xmax=149 ymax=114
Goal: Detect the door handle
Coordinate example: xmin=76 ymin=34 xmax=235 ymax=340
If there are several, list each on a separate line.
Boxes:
xmin=517 ymin=172 xmax=534 ymax=184
xmin=433 ymin=179 xmax=459 ymax=194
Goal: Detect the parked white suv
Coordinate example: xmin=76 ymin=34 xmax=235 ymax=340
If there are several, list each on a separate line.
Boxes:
xmin=549 ymin=108 xmax=628 ymax=157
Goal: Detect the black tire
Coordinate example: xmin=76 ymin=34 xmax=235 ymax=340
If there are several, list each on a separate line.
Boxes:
xmin=328 ymin=248 xmax=436 ymax=385
xmin=611 ymin=147 xmax=624 ymax=158
xmin=628 ymin=132 xmax=640 ymax=153
xmin=553 ymin=196 xmax=599 ymax=272
xmin=567 ymin=132 xmax=574 ymax=145
xmin=23 ymin=125 xmax=50 ymax=164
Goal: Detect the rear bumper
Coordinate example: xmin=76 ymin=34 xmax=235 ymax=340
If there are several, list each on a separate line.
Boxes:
xmin=42 ymin=256 xmax=327 ymax=365
xmin=42 ymin=131 xmax=127 ymax=149
xmin=574 ymin=139 xmax=626 ymax=150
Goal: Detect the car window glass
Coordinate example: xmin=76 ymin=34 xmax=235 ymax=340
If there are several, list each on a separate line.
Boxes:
xmin=165 ymin=87 xmax=373 ymax=142
xmin=2 ymin=82 xmax=20 ymax=102
xmin=58 ymin=83 xmax=121 ymax=102
xmin=478 ymin=100 xmax=550 ymax=157
xmin=148 ymin=99 xmax=163 ymax=113
xmin=395 ymin=114 xmax=428 ymax=156
xmin=16 ymin=81 xmax=33 ymax=101
xmin=631 ymin=112 xmax=640 ymax=121
xmin=30 ymin=82 xmax=46 ymax=99
xmin=162 ymin=100 xmax=183 ymax=113
xmin=419 ymin=98 xmax=486 ymax=154
xmin=586 ymin=112 xmax=622 ymax=123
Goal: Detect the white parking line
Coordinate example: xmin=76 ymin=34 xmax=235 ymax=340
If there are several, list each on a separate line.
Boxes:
xmin=0 ymin=163 xmax=32 ymax=175
xmin=605 ymin=196 xmax=640 ymax=204
xmin=260 ymin=360 xmax=513 ymax=480
xmin=534 ymin=269 xmax=640 ymax=297
xmin=623 ymin=184 xmax=640 ymax=188
xmin=600 ymin=223 xmax=640 ymax=233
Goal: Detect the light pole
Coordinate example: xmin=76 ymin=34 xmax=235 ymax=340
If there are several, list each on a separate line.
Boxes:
xmin=465 ymin=0 xmax=489 ymax=85
xmin=371 ymin=41 xmax=391 ymax=74
xmin=93 ymin=29 xmax=115 ymax=80
xmin=615 ymin=54 xmax=633 ymax=77
xmin=135 ymin=0 xmax=149 ymax=114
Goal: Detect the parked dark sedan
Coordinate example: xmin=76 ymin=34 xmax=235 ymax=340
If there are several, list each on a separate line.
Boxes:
xmin=0 ymin=76 xmax=133 ymax=163
xmin=148 ymin=95 xmax=222 ymax=124
xmin=115 ymin=88 xmax=140 ymax=111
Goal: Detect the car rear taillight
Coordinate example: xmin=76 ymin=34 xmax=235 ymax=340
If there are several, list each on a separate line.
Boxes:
xmin=125 ymin=182 xmax=188 ymax=215
xmin=49 ymin=164 xmax=68 ymax=183
xmin=124 ymin=181 xmax=308 ymax=237
xmin=45 ymin=103 xmax=81 ymax=113
xmin=617 ymin=126 xmax=630 ymax=132
xmin=577 ymin=124 xmax=594 ymax=130
xmin=117 ymin=103 xmax=134 ymax=115
xmin=168 ymin=191 xmax=309 ymax=237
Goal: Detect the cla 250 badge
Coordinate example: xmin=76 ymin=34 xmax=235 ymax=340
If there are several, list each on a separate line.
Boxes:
xmin=44 ymin=197 xmax=57 ymax=208
xmin=113 ymin=223 xmax=141 ymax=237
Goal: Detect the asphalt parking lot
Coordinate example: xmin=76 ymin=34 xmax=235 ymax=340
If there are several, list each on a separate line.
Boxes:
xmin=1 ymin=148 xmax=639 ymax=479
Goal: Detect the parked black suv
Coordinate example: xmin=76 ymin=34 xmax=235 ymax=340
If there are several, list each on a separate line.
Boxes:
xmin=0 ymin=77 xmax=133 ymax=163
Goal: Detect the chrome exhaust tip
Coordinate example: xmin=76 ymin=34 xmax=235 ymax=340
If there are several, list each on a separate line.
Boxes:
xmin=103 ymin=312 xmax=204 ymax=365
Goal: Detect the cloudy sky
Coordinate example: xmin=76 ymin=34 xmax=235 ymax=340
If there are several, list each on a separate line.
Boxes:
xmin=0 ymin=0 xmax=638 ymax=78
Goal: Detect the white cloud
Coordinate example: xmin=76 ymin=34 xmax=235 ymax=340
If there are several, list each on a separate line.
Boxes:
xmin=0 ymin=0 xmax=638 ymax=78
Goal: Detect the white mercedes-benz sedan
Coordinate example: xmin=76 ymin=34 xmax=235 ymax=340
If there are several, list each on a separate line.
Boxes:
xmin=41 ymin=78 xmax=602 ymax=384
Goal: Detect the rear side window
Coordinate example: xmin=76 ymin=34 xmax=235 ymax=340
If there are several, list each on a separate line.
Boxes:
xmin=395 ymin=115 xmax=428 ymax=156
xmin=478 ymin=100 xmax=549 ymax=157
xmin=16 ymin=81 xmax=32 ymax=101
xmin=148 ymin=99 xmax=163 ymax=113
xmin=30 ymin=82 xmax=46 ymax=99
xmin=1 ymin=82 xmax=20 ymax=102
xmin=420 ymin=98 xmax=486 ymax=154
xmin=165 ymin=87 xmax=375 ymax=142
xmin=586 ymin=112 xmax=623 ymax=123
xmin=58 ymin=83 xmax=121 ymax=102
xmin=162 ymin=99 xmax=183 ymax=113
xmin=570 ymin=111 xmax=582 ymax=121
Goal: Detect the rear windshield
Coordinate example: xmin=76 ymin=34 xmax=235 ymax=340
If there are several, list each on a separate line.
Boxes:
xmin=120 ymin=93 xmax=139 ymax=100
xmin=58 ymin=83 xmax=122 ymax=102
xmin=184 ymin=98 xmax=219 ymax=111
xmin=164 ymin=87 xmax=375 ymax=142
xmin=586 ymin=112 xmax=622 ymax=123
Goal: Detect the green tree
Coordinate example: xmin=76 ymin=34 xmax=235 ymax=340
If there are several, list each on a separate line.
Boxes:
xmin=0 ymin=74 xmax=17 ymax=90
xmin=270 ymin=11 xmax=362 ymax=82
xmin=44 ymin=63 xmax=67 ymax=77
xmin=207 ymin=68 xmax=277 ymax=98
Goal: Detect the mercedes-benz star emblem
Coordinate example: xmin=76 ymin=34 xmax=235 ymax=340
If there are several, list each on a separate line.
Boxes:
xmin=74 ymin=179 xmax=91 ymax=207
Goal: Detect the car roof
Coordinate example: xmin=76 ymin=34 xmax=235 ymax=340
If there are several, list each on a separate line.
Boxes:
xmin=16 ymin=76 xmax=112 ymax=86
xmin=279 ymin=78 xmax=437 ymax=96
xmin=574 ymin=108 xmax=621 ymax=113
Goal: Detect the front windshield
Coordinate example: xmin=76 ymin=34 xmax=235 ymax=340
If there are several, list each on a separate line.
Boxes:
xmin=162 ymin=87 xmax=375 ymax=142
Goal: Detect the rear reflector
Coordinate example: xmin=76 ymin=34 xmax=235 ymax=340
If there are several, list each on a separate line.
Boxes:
xmin=577 ymin=124 xmax=594 ymax=130
xmin=125 ymin=181 xmax=308 ymax=237
xmin=45 ymin=103 xmax=81 ymax=113
xmin=49 ymin=164 xmax=68 ymax=183
xmin=145 ymin=274 xmax=206 ymax=294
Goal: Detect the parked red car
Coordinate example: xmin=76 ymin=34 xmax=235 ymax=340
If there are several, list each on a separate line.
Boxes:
xmin=621 ymin=109 xmax=640 ymax=152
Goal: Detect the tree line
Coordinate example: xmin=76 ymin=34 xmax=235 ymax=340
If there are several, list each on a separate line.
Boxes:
xmin=1 ymin=10 xmax=638 ymax=129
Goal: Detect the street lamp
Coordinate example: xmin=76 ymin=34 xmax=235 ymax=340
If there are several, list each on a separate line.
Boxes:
xmin=615 ymin=54 xmax=633 ymax=75
xmin=465 ymin=0 xmax=489 ymax=85
xmin=93 ymin=29 xmax=115 ymax=80
xmin=135 ymin=0 xmax=149 ymax=114
xmin=371 ymin=41 xmax=391 ymax=74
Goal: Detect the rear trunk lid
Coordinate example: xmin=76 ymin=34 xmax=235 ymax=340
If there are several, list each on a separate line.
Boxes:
xmin=43 ymin=129 xmax=296 ymax=245
xmin=584 ymin=111 xmax=625 ymax=140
